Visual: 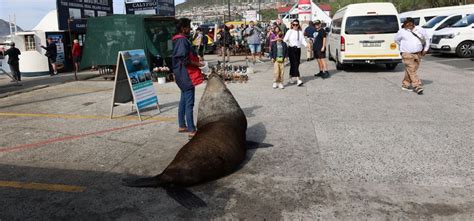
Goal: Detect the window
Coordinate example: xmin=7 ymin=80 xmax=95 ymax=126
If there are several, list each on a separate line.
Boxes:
xmin=424 ymin=16 xmax=436 ymax=22
xmin=24 ymin=35 xmax=36 ymax=51
xmin=436 ymin=15 xmax=462 ymax=30
xmin=422 ymin=16 xmax=447 ymax=28
xmin=452 ymin=14 xmax=474 ymax=28
xmin=331 ymin=18 xmax=342 ymax=34
xmin=345 ymin=15 xmax=399 ymax=35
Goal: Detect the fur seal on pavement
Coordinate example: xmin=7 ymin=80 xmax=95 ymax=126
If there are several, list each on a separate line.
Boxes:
xmin=123 ymin=70 xmax=247 ymax=188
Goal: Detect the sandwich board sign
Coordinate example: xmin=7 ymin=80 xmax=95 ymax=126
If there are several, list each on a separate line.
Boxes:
xmin=110 ymin=49 xmax=160 ymax=121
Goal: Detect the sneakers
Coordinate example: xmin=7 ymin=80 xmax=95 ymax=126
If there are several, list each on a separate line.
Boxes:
xmin=321 ymin=71 xmax=330 ymax=79
xmin=401 ymin=85 xmax=413 ymax=91
xmin=289 ymin=78 xmax=296 ymax=84
xmin=272 ymin=82 xmax=278 ymax=89
xmin=278 ymin=83 xmax=284 ymax=89
xmin=315 ymin=71 xmax=323 ymax=77
xmin=297 ymin=79 xmax=303 ymax=86
xmin=414 ymin=86 xmax=424 ymax=95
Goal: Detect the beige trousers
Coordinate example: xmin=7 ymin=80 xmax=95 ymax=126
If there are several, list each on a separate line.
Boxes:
xmin=401 ymin=53 xmax=422 ymax=88
xmin=273 ymin=61 xmax=285 ymax=83
xmin=306 ymin=37 xmax=313 ymax=59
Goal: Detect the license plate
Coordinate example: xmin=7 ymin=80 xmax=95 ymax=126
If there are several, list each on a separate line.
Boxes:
xmin=362 ymin=42 xmax=381 ymax=47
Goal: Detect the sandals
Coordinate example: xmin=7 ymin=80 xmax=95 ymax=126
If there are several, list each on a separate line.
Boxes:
xmin=188 ymin=131 xmax=197 ymax=138
xmin=178 ymin=127 xmax=188 ymax=133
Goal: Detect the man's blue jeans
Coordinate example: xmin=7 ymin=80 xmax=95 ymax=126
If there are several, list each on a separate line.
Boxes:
xmin=178 ymin=88 xmax=196 ymax=132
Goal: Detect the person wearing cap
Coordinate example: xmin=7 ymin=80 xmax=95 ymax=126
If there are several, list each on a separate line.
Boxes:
xmin=395 ymin=17 xmax=429 ymax=95
xmin=4 ymin=42 xmax=21 ymax=81
xmin=313 ymin=20 xmax=329 ymax=79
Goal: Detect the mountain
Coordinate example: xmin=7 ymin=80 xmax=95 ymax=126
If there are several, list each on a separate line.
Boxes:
xmin=176 ymin=0 xmax=280 ymax=11
xmin=0 ymin=19 xmax=24 ymax=37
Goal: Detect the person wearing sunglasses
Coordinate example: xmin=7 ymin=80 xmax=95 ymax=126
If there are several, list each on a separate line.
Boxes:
xmin=283 ymin=19 xmax=307 ymax=86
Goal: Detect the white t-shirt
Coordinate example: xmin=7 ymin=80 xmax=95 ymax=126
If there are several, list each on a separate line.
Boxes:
xmin=283 ymin=29 xmax=308 ymax=48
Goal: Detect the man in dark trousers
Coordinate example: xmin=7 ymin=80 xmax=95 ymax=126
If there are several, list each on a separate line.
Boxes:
xmin=41 ymin=38 xmax=58 ymax=76
xmin=4 ymin=42 xmax=21 ymax=81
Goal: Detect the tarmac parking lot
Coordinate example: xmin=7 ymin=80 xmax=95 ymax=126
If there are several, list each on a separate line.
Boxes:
xmin=0 ymin=54 xmax=472 ymax=219
xmin=423 ymin=53 xmax=474 ymax=71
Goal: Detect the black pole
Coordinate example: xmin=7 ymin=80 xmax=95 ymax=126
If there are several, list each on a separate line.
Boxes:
xmin=258 ymin=0 xmax=261 ymax=21
xmin=228 ymin=0 xmax=231 ymax=21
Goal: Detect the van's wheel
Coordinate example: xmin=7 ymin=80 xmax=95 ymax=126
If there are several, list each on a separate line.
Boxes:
xmin=335 ymin=52 xmax=344 ymax=70
xmin=385 ymin=63 xmax=398 ymax=70
xmin=456 ymin=41 xmax=472 ymax=58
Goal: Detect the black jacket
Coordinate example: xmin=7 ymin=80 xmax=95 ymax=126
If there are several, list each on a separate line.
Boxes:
xmin=41 ymin=43 xmax=57 ymax=58
xmin=5 ymin=47 xmax=21 ymax=65
xmin=270 ymin=41 xmax=288 ymax=60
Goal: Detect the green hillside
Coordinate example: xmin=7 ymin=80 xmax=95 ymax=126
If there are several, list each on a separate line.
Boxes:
xmin=177 ymin=0 xmax=471 ymax=13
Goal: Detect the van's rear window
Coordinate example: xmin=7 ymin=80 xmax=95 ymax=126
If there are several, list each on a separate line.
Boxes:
xmin=345 ymin=15 xmax=399 ymax=34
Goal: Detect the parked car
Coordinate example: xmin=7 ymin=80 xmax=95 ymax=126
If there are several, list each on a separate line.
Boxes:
xmin=328 ymin=2 xmax=401 ymax=70
xmin=422 ymin=10 xmax=472 ymax=40
xmin=399 ymin=4 xmax=474 ymax=27
xmin=430 ymin=14 xmax=474 ymax=58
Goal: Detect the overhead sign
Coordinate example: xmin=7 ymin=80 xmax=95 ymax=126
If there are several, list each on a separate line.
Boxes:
xmin=157 ymin=0 xmax=175 ymax=16
xmin=244 ymin=10 xmax=258 ymax=22
xmin=125 ymin=0 xmax=175 ymax=16
xmin=298 ymin=0 xmax=312 ymax=15
xmin=110 ymin=49 xmax=160 ymax=121
xmin=125 ymin=0 xmax=158 ymax=15
xmin=56 ymin=0 xmax=113 ymax=31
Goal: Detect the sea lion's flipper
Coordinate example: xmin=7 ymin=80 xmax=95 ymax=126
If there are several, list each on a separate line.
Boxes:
xmin=165 ymin=186 xmax=207 ymax=209
xmin=246 ymin=140 xmax=274 ymax=149
xmin=122 ymin=176 xmax=160 ymax=188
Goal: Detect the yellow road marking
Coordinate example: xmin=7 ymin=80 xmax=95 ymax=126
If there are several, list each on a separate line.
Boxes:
xmin=0 ymin=181 xmax=85 ymax=192
xmin=0 ymin=112 xmax=175 ymax=122
xmin=344 ymin=54 xmax=400 ymax=58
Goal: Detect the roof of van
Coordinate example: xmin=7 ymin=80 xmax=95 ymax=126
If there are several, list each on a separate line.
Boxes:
xmin=336 ymin=3 xmax=398 ymax=16
xmin=400 ymin=4 xmax=474 ymax=18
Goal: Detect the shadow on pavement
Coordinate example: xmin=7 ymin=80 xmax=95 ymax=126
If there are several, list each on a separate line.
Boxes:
xmin=0 ymin=88 xmax=110 ymax=109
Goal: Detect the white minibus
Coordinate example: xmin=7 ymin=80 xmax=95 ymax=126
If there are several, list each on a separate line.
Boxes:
xmin=399 ymin=4 xmax=474 ymax=26
xmin=328 ymin=3 xmax=401 ymax=70
xmin=422 ymin=11 xmax=473 ymax=39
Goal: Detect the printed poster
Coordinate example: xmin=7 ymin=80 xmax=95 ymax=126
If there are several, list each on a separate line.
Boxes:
xmin=122 ymin=49 xmax=158 ymax=109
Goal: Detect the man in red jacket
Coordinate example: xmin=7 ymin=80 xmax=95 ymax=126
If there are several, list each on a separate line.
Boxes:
xmin=72 ymin=39 xmax=81 ymax=80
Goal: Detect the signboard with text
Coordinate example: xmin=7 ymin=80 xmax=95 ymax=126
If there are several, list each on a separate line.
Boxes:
xmin=56 ymin=0 xmax=113 ymax=31
xmin=110 ymin=49 xmax=160 ymax=121
xmin=124 ymin=0 xmax=175 ymax=16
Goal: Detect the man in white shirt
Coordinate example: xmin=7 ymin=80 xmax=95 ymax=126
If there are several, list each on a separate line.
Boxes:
xmin=394 ymin=17 xmax=429 ymax=95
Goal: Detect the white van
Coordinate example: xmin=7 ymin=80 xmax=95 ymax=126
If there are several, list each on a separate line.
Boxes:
xmin=430 ymin=14 xmax=474 ymax=58
xmin=328 ymin=3 xmax=401 ymax=70
xmin=400 ymin=5 xmax=474 ymax=26
xmin=422 ymin=11 xmax=472 ymax=39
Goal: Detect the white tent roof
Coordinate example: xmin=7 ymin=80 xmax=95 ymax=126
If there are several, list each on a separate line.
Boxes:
xmin=33 ymin=10 xmax=59 ymax=31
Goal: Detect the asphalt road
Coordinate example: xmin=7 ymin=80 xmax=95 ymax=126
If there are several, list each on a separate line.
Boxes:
xmin=423 ymin=53 xmax=474 ymax=71
xmin=0 ymin=54 xmax=472 ymax=219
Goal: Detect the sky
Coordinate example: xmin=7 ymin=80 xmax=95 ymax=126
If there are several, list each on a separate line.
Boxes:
xmin=0 ymin=0 xmax=185 ymax=30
